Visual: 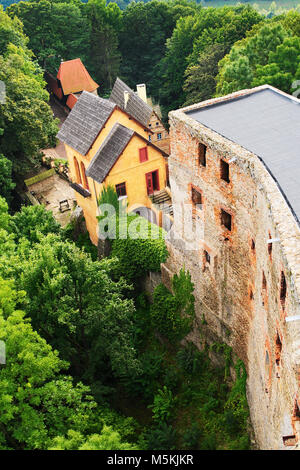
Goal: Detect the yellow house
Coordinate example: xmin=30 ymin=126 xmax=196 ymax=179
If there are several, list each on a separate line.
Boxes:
xmin=110 ymin=77 xmax=170 ymax=155
xmin=57 ymin=91 xmax=171 ymax=245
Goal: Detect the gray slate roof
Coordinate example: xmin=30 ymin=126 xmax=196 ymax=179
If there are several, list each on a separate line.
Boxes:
xmin=57 ymin=91 xmax=116 ymax=155
xmin=186 ymin=87 xmax=300 ymax=226
xmin=86 ymin=123 xmax=134 ymax=183
xmin=110 ymin=77 xmax=153 ymax=128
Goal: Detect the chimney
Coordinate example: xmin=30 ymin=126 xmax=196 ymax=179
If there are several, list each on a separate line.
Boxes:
xmin=136 ymin=84 xmax=147 ymax=103
xmin=124 ymin=91 xmax=130 ymax=108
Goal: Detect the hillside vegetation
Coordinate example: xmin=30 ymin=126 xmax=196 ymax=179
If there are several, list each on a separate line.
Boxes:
xmin=2 ymin=0 xmax=300 ymax=450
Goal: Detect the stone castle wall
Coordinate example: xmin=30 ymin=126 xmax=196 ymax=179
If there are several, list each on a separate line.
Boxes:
xmin=164 ymin=88 xmax=300 ymax=449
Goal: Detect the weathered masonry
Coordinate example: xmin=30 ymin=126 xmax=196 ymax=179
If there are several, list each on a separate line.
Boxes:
xmin=164 ymin=85 xmax=300 ymax=449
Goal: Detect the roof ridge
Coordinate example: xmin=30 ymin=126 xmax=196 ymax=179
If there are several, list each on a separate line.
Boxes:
xmin=110 ymin=77 xmax=153 ymax=127
xmin=86 ymin=122 xmax=135 ymax=183
xmin=57 ymin=91 xmax=116 ymax=155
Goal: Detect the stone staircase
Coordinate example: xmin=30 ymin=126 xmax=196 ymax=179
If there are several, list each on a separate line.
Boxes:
xmin=150 ymin=189 xmax=173 ymax=216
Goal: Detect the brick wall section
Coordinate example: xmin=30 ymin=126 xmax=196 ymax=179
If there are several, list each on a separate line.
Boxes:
xmin=165 ymin=86 xmax=300 ymax=449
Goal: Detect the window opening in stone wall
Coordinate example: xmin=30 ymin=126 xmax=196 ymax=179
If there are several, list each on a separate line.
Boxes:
xmin=262 ymin=271 xmax=267 ymax=291
xmin=268 ymin=231 xmax=272 ymax=258
xmin=198 ymin=143 xmax=207 ymax=167
xmin=204 ymin=250 xmax=210 ymax=264
xmin=275 ymin=332 xmax=282 ymax=366
xmin=280 ymin=271 xmax=287 ymax=308
xmin=294 ymin=400 xmax=300 ymax=420
xmin=220 ymin=159 xmax=230 ymax=183
xmin=265 ymin=350 xmax=270 ymax=392
xmin=191 ymin=187 xmax=202 ymax=207
xmin=221 ymin=209 xmax=232 ymax=231
xmin=283 ymin=435 xmax=297 ymax=446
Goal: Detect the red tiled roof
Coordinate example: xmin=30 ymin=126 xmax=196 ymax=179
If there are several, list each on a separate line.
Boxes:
xmin=57 ymin=59 xmax=99 ymax=95
xmin=66 ymin=93 xmax=78 ymax=109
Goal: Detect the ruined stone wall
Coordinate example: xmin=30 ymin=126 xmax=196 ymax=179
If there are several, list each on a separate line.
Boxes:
xmin=165 ymin=93 xmax=300 ymax=449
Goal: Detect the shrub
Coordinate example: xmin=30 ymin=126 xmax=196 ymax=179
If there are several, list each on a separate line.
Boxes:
xmin=148 ymin=386 xmax=174 ymax=423
xmin=150 ymin=269 xmax=195 ymax=342
xmin=176 ymin=342 xmax=203 ymax=375
xmin=11 ymin=204 xmax=61 ymax=243
xmin=182 ymin=423 xmax=202 ymax=450
xmin=200 ymin=433 xmax=217 ymax=450
xmin=121 ymin=350 xmax=164 ymax=402
xmin=162 ymin=366 xmax=180 ymax=393
xmin=224 ymin=360 xmax=249 ymax=435
xmin=145 ymin=423 xmax=177 ymax=450
xmin=131 ymin=293 xmax=152 ymax=347
xmin=110 ymin=215 xmax=168 ymax=281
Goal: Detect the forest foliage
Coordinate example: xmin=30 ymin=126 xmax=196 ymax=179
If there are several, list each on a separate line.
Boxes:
xmin=2 ymin=0 xmax=300 ymax=179
xmin=2 ymin=0 xmax=299 ymax=450
xmin=0 ymin=191 xmax=251 ymax=449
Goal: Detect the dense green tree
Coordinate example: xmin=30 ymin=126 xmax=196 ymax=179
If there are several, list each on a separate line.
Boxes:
xmin=158 ymin=5 xmax=262 ymax=118
xmin=86 ymin=0 xmax=122 ymax=90
xmin=109 ymin=214 xmax=168 ymax=281
xmin=0 ymin=277 xmax=96 ymax=449
xmin=119 ymin=0 xmax=199 ymax=98
xmin=216 ymin=22 xmax=300 ymax=96
xmin=49 ymin=426 xmax=138 ymax=450
xmin=16 ymin=234 xmax=140 ymax=385
xmin=0 ymin=196 xmax=11 ymax=232
xmin=0 ymin=274 xmax=138 ymax=450
xmin=11 ymin=204 xmax=61 ymax=243
xmin=158 ymin=14 xmax=201 ymax=115
xmin=0 ymin=154 xmax=15 ymax=203
xmin=183 ymin=43 xmax=227 ymax=105
xmin=0 ymin=3 xmax=27 ymax=54
xmin=0 ymin=9 xmax=59 ymax=174
xmin=7 ymin=0 xmax=90 ymax=72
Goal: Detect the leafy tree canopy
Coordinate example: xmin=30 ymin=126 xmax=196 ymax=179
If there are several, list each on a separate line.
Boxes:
xmin=0 ymin=7 xmax=59 ymax=174
xmin=216 ymin=21 xmax=300 ymax=95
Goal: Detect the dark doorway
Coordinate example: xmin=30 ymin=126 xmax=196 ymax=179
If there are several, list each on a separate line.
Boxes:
xmin=146 ymin=170 xmax=160 ymax=195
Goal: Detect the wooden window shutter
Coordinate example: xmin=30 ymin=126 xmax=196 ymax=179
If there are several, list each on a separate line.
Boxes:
xmin=139 ymin=147 xmax=148 ymax=163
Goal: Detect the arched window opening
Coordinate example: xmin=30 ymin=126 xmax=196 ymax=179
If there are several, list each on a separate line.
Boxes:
xmin=275 ymin=333 xmax=282 ymax=366
xmin=280 ymin=271 xmax=287 ymax=308
xmin=80 ymin=162 xmax=89 ymax=190
xmin=74 ymin=157 xmax=82 ymax=185
xmin=262 ymin=272 xmax=267 ymax=291
xmin=268 ymin=231 xmax=272 ymax=258
xmin=294 ymin=400 xmax=300 ymax=420
xmin=265 ymin=350 xmax=270 ymax=390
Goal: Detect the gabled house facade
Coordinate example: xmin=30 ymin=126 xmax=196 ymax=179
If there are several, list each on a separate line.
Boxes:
xmin=57 ymin=91 xmax=170 ymax=245
xmin=110 ymin=78 xmax=170 ymax=155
